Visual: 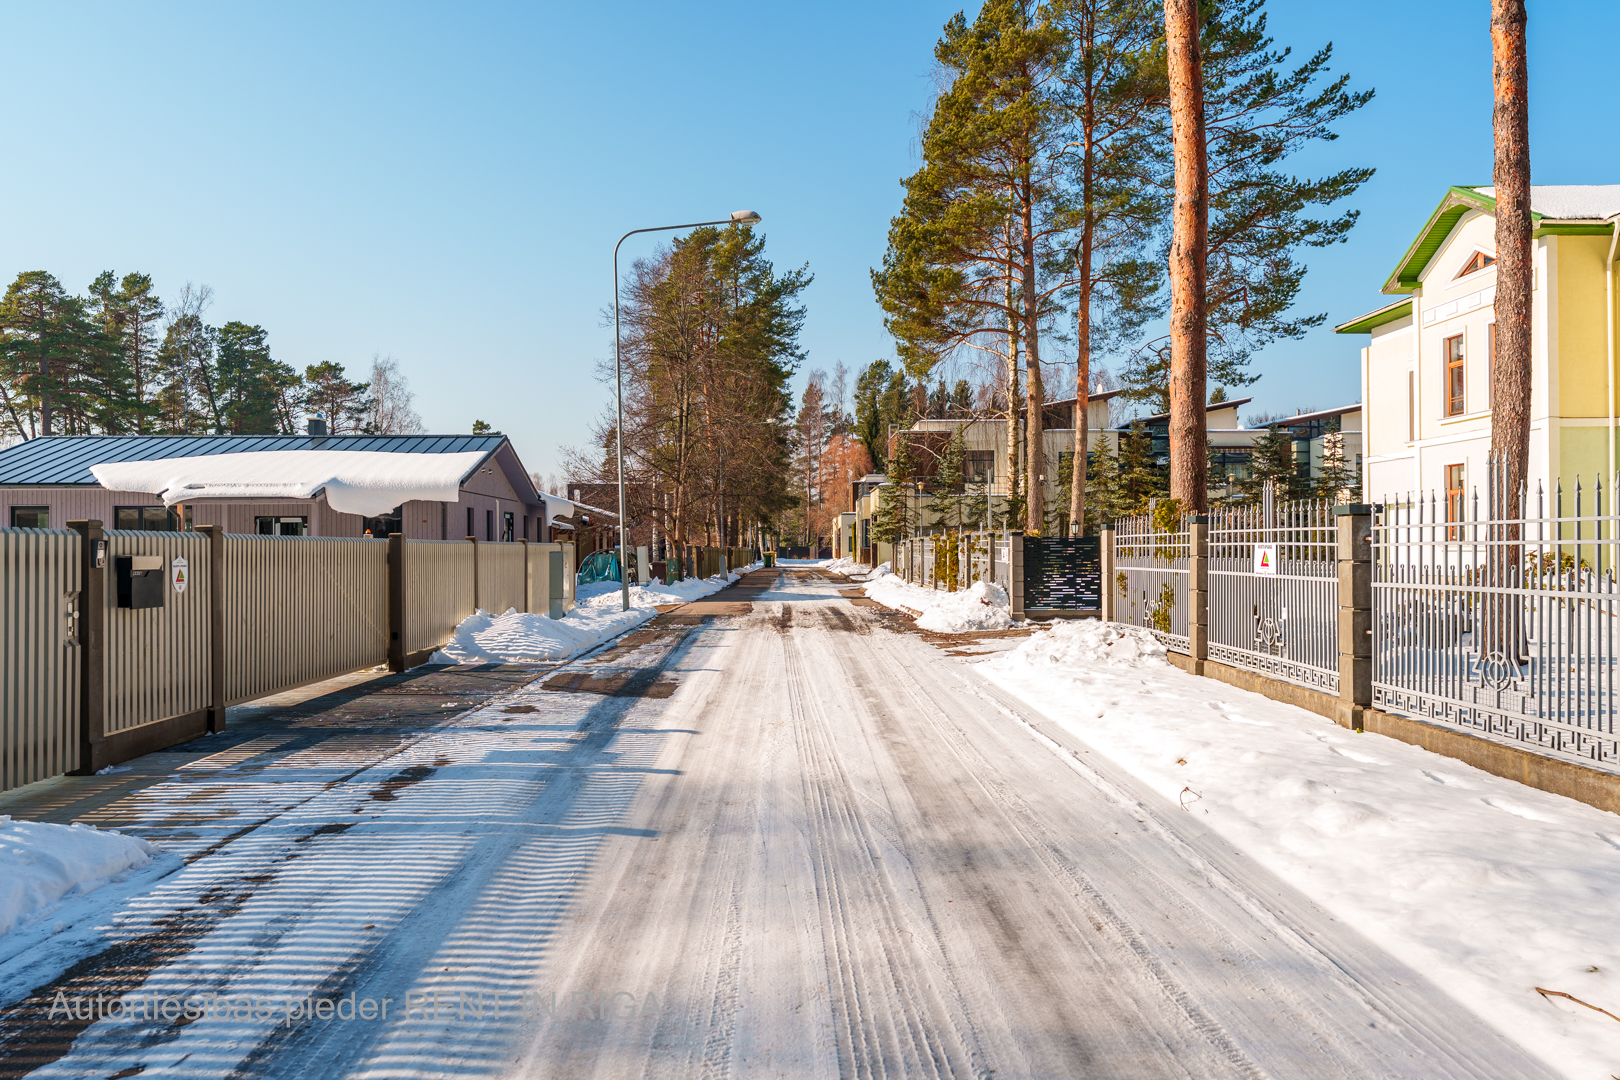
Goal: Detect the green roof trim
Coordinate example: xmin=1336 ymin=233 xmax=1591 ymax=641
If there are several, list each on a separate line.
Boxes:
xmin=1533 ymin=223 xmax=1614 ymax=237
xmin=1382 ymin=187 xmax=1506 ymax=294
xmin=1335 ymin=298 xmax=1413 ymax=334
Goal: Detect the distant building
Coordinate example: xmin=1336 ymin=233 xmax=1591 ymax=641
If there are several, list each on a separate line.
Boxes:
xmin=0 ymin=427 xmax=570 ymax=542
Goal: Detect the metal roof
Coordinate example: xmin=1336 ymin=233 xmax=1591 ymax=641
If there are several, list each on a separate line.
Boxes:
xmin=0 ymin=434 xmax=508 ymax=486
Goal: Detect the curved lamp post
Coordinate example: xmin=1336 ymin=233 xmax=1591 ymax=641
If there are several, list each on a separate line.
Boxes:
xmin=612 ymin=210 xmax=762 ymax=611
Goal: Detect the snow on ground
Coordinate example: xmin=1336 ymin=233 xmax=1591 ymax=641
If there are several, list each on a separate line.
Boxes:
xmin=821 ymin=557 xmax=889 ymax=581
xmin=0 ymin=818 xmax=156 ymax=938
xmin=863 ymin=575 xmax=1012 ymax=633
xmin=429 ymin=567 xmax=752 ymax=665
xmin=978 ymin=619 xmax=1620 ymax=1079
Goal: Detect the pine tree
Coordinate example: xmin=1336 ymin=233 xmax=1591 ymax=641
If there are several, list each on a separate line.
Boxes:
xmin=934 ymin=427 xmax=971 ymax=531
xmin=874 ymin=0 xmax=1071 ymax=533
xmin=872 ymin=433 xmax=919 ymax=546
xmin=1234 ymin=424 xmax=1300 ymax=504
xmin=1116 ymin=420 xmax=1167 ymax=513
xmin=304 ymin=362 xmax=371 ymax=434
xmin=1086 ymin=436 xmax=1124 ymax=528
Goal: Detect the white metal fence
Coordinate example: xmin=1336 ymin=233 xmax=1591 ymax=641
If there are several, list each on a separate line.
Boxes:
xmin=1209 ymin=495 xmax=1340 ymax=694
xmin=1113 ymin=512 xmax=1190 ymax=653
xmin=1372 ymin=465 xmax=1620 ymax=765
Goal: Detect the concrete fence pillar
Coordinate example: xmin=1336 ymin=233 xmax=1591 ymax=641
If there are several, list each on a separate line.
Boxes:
xmin=1335 ymin=505 xmax=1374 ymax=731
xmin=66 ymin=519 xmax=106 ymax=774
xmin=1009 ymin=531 xmax=1025 ymax=621
xmin=1100 ymin=522 xmax=1116 ymax=623
xmin=199 ymin=525 xmax=226 ymax=732
xmin=388 ymin=533 xmax=407 ymax=673
xmin=1188 ymin=516 xmax=1209 ymax=675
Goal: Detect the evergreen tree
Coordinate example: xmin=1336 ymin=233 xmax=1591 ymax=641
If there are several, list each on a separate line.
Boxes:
xmin=872 ymin=433 xmax=919 ymax=546
xmin=853 ymin=360 xmax=894 ymax=470
xmin=303 ymin=361 xmax=371 ymax=434
xmin=1086 ymin=436 xmax=1125 ymax=528
xmin=1117 ymin=420 xmax=1167 ymax=512
xmin=1314 ymin=426 xmax=1357 ymax=502
xmin=874 ymin=0 xmax=1071 ymax=533
xmin=934 ymin=427 xmax=971 ymax=531
xmin=216 ymin=322 xmax=299 ymax=434
xmin=87 ymin=271 xmax=164 ymax=433
xmin=1234 ymin=423 xmax=1301 ymax=503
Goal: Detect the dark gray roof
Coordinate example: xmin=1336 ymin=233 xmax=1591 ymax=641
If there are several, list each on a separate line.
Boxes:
xmin=0 ymin=434 xmax=508 ymax=486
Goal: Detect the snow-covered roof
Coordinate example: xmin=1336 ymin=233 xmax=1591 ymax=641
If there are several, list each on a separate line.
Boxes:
xmin=1474 ymin=184 xmax=1620 ymax=220
xmin=90 ymin=450 xmax=488 ymax=518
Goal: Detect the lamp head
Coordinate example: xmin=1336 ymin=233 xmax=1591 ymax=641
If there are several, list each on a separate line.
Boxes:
xmin=730 ymin=210 xmax=762 ymax=225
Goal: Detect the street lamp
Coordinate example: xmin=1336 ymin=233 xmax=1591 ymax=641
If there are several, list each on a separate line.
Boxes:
xmin=612 ymin=210 xmax=763 ymax=611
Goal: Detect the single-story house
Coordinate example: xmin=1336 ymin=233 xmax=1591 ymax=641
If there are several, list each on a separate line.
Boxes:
xmin=0 ymin=426 xmax=578 ymax=542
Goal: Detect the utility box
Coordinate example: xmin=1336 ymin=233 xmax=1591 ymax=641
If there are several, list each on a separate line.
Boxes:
xmin=548 ymin=549 xmax=566 ymax=619
xmin=116 ymin=555 xmax=166 ymax=610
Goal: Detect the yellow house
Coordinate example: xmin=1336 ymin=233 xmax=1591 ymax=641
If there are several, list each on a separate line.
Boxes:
xmin=1338 ymin=185 xmax=1620 ymax=510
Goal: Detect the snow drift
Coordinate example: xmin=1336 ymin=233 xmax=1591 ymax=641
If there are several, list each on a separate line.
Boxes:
xmin=90 ymin=450 xmax=488 ymax=518
xmin=981 ymin=618 xmax=1620 ymax=1079
xmin=430 ymin=568 xmax=752 ymax=665
xmin=863 ymin=575 xmax=1012 ymax=633
xmin=0 ymin=818 xmax=156 ymax=937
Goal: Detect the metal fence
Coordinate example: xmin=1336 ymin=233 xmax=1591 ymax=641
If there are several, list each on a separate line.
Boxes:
xmin=103 ymin=530 xmax=213 ymax=734
xmin=404 ymin=540 xmax=476 ymax=659
xmin=899 ymin=531 xmax=1014 ymax=596
xmin=477 ymin=541 xmax=526 ymax=613
xmin=1113 ymin=512 xmax=1191 ymax=653
xmin=222 ymin=534 xmax=388 ymax=706
xmin=1372 ymin=466 xmax=1620 ymax=765
xmin=0 ymin=529 xmax=80 ymax=790
xmin=1024 ymin=536 xmax=1101 ymax=611
xmin=1209 ymin=495 xmax=1340 ymax=694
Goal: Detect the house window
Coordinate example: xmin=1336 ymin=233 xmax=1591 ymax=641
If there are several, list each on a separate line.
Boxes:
xmin=466 ymin=507 xmax=474 ymax=538
xmin=114 ymin=506 xmax=187 ymax=531
xmin=486 ymin=509 xmax=494 ymax=542
xmin=9 ymin=506 xmax=48 ymax=529
xmin=362 ymin=509 xmax=401 ymax=537
xmin=1443 ymin=334 xmax=1465 ymax=416
xmin=1446 ymin=464 xmax=1466 ymax=540
xmin=965 ymin=451 xmax=995 ymax=486
xmin=256 ymin=516 xmax=308 ymax=536
xmin=1456 ymin=251 xmax=1496 ymax=278
xmin=503 ymin=511 xmax=515 ymax=542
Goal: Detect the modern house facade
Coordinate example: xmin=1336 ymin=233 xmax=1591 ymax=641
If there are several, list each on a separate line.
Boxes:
xmin=1339 ymin=184 xmax=1620 ymax=508
xmin=0 ymin=431 xmax=572 ymax=543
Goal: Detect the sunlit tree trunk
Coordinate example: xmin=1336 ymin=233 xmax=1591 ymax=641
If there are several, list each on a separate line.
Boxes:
xmin=1164 ymin=0 xmax=1208 ymax=514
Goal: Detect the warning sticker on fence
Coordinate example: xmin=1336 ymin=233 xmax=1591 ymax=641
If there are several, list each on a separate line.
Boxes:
xmin=171 ymin=556 xmax=188 ymax=594
xmin=1253 ymin=544 xmax=1277 ymax=576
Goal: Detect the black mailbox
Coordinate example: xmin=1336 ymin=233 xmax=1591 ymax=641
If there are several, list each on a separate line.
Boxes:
xmin=116 ymin=555 xmax=166 ymax=610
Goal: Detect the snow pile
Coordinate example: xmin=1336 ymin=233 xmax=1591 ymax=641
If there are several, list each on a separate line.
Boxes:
xmin=0 ymin=818 xmax=156 ymax=937
xmin=91 ymin=450 xmax=487 ymax=518
xmin=429 ymin=569 xmax=749 ymax=665
xmin=864 ymin=576 xmax=1012 ymax=633
xmin=981 ymin=619 xmax=1620 ymax=1078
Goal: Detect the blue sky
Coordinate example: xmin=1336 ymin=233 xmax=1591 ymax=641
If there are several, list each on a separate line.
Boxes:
xmin=1 ymin=1 xmax=1614 ymax=479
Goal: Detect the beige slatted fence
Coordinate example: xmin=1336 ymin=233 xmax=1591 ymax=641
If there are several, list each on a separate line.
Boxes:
xmin=222 ymin=535 xmax=388 ymax=705
xmin=405 ymin=540 xmax=474 ymax=657
xmin=104 ymin=531 xmax=212 ymax=734
xmin=0 ymin=529 xmax=81 ymax=789
xmin=478 ymin=542 xmax=526 ymax=613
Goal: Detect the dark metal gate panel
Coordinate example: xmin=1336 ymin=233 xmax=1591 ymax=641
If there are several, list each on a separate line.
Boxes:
xmin=1024 ymin=536 xmax=1101 ymax=610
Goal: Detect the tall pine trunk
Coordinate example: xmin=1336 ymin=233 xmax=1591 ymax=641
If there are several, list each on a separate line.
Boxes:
xmin=1005 ymin=219 xmax=1021 ymax=528
xmin=1489 ymin=0 xmax=1531 ymax=505
xmin=1022 ymin=187 xmax=1046 ymax=534
xmin=1070 ymin=142 xmax=1096 ymax=536
xmin=1165 ymin=0 xmax=1208 ymax=514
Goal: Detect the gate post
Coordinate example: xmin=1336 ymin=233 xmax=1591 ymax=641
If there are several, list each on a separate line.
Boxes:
xmin=520 ymin=538 xmax=531 ymax=613
xmin=1100 ymin=522 xmax=1116 ymax=623
xmin=198 ymin=525 xmax=227 ymax=732
xmin=1335 ymin=505 xmax=1374 ymax=731
xmin=388 ymin=533 xmax=407 ymax=673
xmin=1188 ymin=516 xmax=1209 ymax=674
xmin=67 ymin=520 xmax=106 ymax=774
xmin=1010 ymin=531 xmax=1025 ymax=621
xmin=466 ymin=533 xmax=480 ymax=611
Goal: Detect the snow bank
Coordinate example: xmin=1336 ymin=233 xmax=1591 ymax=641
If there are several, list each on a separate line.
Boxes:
xmin=91 ymin=450 xmax=487 ymax=518
xmin=0 ymin=818 xmax=156 ymax=937
xmin=981 ymin=619 xmax=1620 ymax=1078
xmin=429 ymin=568 xmax=750 ymax=665
xmin=864 ymin=576 xmax=1012 ymax=633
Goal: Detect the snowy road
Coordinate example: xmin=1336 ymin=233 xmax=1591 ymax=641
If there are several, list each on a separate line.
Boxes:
xmin=0 ymin=568 xmax=1553 ymax=1078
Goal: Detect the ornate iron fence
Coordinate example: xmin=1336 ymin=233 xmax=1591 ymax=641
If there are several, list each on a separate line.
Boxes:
xmin=1209 ymin=491 xmax=1339 ymax=693
xmin=1114 ymin=511 xmax=1190 ymax=653
xmin=1372 ymin=462 xmax=1620 ymax=765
